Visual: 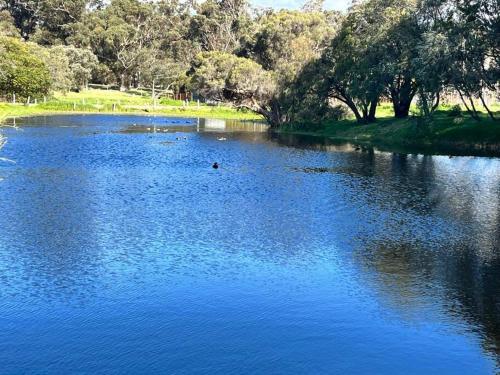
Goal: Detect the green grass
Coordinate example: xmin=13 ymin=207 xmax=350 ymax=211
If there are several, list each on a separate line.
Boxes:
xmin=280 ymin=103 xmax=500 ymax=156
xmin=0 ymin=89 xmax=263 ymax=121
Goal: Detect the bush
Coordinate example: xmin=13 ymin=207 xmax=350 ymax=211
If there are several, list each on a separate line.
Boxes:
xmin=0 ymin=37 xmax=51 ymax=100
xmin=291 ymin=100 xmax=348 ymax=125
xmin=447 ymin=104 xmax=462 ymax=117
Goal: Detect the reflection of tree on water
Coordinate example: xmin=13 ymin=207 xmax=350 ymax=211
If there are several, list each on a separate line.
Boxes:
xmin=341 ymin=150 xmax=500 ymax=366
xmin=355 ymin=238 xmax=500 ymax=366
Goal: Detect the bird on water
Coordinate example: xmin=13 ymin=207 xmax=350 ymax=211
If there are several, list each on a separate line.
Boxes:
xmin=212 ymin=162 xmax=219 ymax=169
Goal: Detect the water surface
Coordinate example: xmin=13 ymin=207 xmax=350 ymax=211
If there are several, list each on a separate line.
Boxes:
xmin=0 ymin=115 xmax=498 ymax=373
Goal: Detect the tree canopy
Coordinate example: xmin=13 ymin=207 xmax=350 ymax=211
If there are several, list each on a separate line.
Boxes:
xmin=0 ymin=0 xmax=498 ymax=124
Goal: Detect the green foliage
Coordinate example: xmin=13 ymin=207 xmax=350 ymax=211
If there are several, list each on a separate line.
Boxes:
xmin=1 ymin=0 xmax=91 ymax=41
xmin=190 ymin=51 xmax=273 ymax=103
xmin=38 ymin=45 xmax=73 ymax=92
xmin=63 ymin=46 xmax=99 ymax=89
xmin=188 ymin=0 xmax=252 ymax=53
xmin=0 ymin=10 xmax=18 ymax=37
xmin=0 ymin=0 xmax=498 ymax=130
xmin=447 ymin=105 xmax=462 ymax=118
xmin=68 ymin=0 xmax=159 ymax=89
xmin=0 ymin=36 xmax=51 ymax=99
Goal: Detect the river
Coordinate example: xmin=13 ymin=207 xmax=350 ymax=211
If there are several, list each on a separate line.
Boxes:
xmin=0 ymin=115 xmax=498 ymax=373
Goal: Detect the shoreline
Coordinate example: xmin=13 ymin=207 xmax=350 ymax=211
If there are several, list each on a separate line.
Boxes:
xmin=0 ymin=107 xmax=263 ymax=122
xmin=275 ymin=111 xmax=500 ymax=158
xmin=273 ymin=130 xmax=500 ymax=157
xmin=2 ymin=102 xmax=500 ymax=157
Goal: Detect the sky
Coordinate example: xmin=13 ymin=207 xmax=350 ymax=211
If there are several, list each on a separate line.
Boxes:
xmin=251 ymin=0 xmax=351 ymax=10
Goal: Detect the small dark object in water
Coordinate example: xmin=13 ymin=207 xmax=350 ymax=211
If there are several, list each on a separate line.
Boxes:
xmin=212 ymin=162 xmax=219 ymax=169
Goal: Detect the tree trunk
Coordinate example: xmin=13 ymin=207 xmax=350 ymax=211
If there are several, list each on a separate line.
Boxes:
xmin=120 ymin=74 xmax=128 ymax=92
xmin=456 ymin=88 xmax=476 ymax=120
xmin=368 ymin=99 xmax=378 ymax=122
xmin=393 ymin=102 xmax=411 ymax=118
xmin=479 ymin=93 xmax=496 ymax=120
xmin=431 ymin=92 xmax=440 ymax=113
xmin=390 ymin=80 xmax=416 ymax=119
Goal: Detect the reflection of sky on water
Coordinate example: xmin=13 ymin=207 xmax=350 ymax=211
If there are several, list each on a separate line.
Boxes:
xmin=0 ymin=115 xmax=498 ymax=373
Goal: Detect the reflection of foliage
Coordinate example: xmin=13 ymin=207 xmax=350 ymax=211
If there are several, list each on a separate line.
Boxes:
xmin=356 ymin=237 xmax=500 ymax=363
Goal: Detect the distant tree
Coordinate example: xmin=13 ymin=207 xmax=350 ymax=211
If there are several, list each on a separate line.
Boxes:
xmin=0 ymin=9 xmax=18 ymax=37
xmin=69 ymin=0 xmax=158 ymax=90
xmin=155 ymin=0 xmax=195 ymax=65
xmin=190 ymin=52 xmax=277 ymax=122
xmin=0 ymin=0 xmax=97 ymax=42
xmin=63 ymin=46 xmax=99 ymax=90
xmin=188 ymin=0 xmax=253 ymax=53
xmin=0 ymin=0 xmax=38 ymax=40
xmin=0 ymin=36 xmax=51 ymax=99
xmin=35 ymin=44 xmax=73 ymax=92
xmin=139 ymin=53 xmax=188 ymax=99
xmin=241 ymin=9 xmax=340 ymax=125
xmin=418 ymin=0 xmax=498 ymax=120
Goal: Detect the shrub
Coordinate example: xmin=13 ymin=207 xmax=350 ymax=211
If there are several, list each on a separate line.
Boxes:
xmin=447 ymin=104 xmax=462 ymax=117
xmin=0 ymin=37 xmax=51 ymax=100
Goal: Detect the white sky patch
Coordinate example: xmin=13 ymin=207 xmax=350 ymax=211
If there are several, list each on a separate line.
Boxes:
xmin=251 ymin=0 xmax=351 ymax=10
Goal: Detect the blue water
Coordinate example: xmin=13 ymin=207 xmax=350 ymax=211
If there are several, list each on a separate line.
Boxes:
xmin=0 ymin=115 xmax=498 ymax=374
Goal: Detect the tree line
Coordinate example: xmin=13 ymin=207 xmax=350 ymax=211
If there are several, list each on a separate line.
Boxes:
xmin=0 ymin=0 xmax=498 ymax=126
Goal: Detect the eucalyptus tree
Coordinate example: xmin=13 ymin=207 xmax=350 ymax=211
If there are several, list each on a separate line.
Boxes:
xmin=299 ymin=1 xmax=389 ymax=124
xmin=69 ymin=0 xmax=159 ymax=90
xmin=245 ymin=9 xmax=340 ymax=125
xmin=417 ymin=0 xmax=498 ymax=120
xmin=190 ymin=51 xmax=277 ymax=121
xmin=156 ymin=0 xmax=195 ymax=65
xmin=139 ymin=53 xmax=188 ymax=100
xmin=0 ymin=0 xmax=98 ymax=42
xmin=1 ymin=0 xmax=39 ymax=40
xmin=327 ymin=0 xmax=422 ymax=121
xmin=189 ymin=9 xmax=339 ymax=126
xmin=187 ymin=0 xmax=253 ymax=53
xmin=379 ymin=0 xmax=421 ymax=118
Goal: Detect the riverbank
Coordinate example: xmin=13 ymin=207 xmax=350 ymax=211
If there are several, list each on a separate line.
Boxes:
xmin=0 ymin=89 xmax=262 ymax=121
xmin=278 ymin=107 xmax=500 ymax=157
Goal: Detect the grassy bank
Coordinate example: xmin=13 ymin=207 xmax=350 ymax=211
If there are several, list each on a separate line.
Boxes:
xmin=279 ymin=104 xmax=500 ymax=156
xmin=0 ymin=89 xmax=263 ymax=121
